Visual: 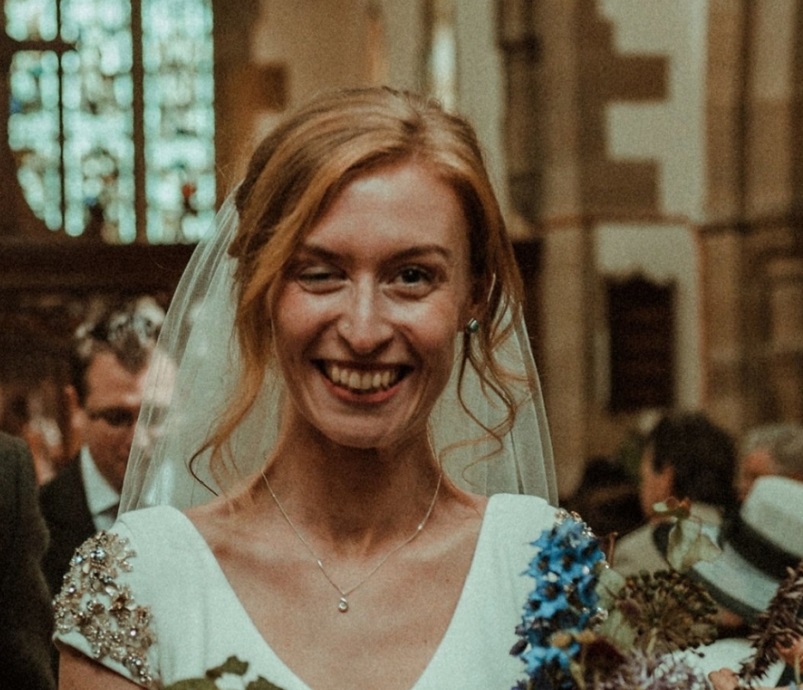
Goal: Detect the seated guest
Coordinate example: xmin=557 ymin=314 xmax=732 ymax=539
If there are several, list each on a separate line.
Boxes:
xmin=692 ymin=475 xmax=803 ymax=636
xmin=613 ymin=411 xmax=738 ymax=576
xmin=693 ymin=476 xmax=803 ymax=687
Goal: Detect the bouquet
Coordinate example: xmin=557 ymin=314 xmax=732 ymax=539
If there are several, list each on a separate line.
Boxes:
xmin=510 ymin=501 xmax=722 ymax=689
xmin=738 ymin=560 xmax=803 ymax=688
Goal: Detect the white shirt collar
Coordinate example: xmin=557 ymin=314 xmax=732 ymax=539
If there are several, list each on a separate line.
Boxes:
xmin=80 ymin=447 xmax=121 ymax=530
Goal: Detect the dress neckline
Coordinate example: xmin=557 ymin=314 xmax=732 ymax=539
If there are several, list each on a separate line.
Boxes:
xmin=162 ymin=494 xmax=505 ymax=690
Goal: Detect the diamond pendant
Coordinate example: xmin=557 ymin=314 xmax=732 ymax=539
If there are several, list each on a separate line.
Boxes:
xmin=338 ymin=597 xmax=349 ymax=613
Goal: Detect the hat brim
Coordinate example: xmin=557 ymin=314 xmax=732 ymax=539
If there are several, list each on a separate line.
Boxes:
xmin=691 ymin=526 xmax=780 ymax=624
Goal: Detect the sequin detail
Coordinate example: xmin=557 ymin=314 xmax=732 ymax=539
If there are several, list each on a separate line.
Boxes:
xmin=53 ymin=531 xmax=155 ymax=686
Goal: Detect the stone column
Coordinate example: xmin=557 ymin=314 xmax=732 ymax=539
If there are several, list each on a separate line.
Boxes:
xmin=767 ymin=255 xmax=803 ymax=421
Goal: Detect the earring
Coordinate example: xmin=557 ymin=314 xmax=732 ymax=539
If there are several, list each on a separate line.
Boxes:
xmin=465 ymin=318 xmax=480 ymax=334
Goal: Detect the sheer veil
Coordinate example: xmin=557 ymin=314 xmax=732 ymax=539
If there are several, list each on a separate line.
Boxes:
xmin=121 ymin=191 xmax=558 ymax=513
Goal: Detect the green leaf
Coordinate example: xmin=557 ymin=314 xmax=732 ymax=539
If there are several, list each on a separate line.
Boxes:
xmin=595 ymin=566 xmax=625 ymax=610
xmin=163 ymin=680 xmax=219 ymax=690
xmin=666 ymin=516 xmax=721 ymax=572
xmin=206 ymin=656 xmax=250 ymax=679
xmin=247 ymin=677 xmax=287 ymax=690
xmin=596 ymin=606 xmax=637 ymax=650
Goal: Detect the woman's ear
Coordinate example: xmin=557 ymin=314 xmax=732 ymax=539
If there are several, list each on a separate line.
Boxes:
xmin=464 ymin=271 xmax=492 ymax=328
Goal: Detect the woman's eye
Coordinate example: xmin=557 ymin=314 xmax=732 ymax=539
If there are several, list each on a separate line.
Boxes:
xmin=297 ymin=267 xmax=343 ymax=290
xmin=399 ymin=267 xmax=431 ymax=284
xmin=392 ymin=266 xmax=437 ymax=293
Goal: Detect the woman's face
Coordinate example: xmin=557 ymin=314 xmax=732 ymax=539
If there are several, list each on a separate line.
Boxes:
xmin=272 ymin=159 xmax=475 ymax=450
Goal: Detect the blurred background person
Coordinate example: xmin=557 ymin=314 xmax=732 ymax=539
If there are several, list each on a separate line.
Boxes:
xmin=735 ymin=423 xmax=803 ymax=503
xmin=562 ymin=454 xmax=643 ymax=540
xmin=39 ymin=296 xmax=167 ymax=596
xmin=613 ymin=411 xmax=738 ymax=577
xmin=0 ymin=431 xmax=56 ymax=689
xmin=0 ymin=385 xmax=65 ymax=485
xmin=691 ymin=476 xmax=803 ymax=683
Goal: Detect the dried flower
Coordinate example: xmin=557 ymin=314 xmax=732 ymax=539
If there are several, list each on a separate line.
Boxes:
xmin=739 ymin=560 xmax=803 ymax=686
xmin=602 ymin=570 xmax=718 ymax=656
xmin=593 ymin=649 xmax=709 ymax=690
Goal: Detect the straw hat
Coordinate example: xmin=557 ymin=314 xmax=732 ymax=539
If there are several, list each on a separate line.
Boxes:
xmin=691 ymin=475 xmax=803 ymax=624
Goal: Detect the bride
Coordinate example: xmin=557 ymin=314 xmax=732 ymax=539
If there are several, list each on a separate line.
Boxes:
xmin=54 ymin=86 xmax=558 ymax=690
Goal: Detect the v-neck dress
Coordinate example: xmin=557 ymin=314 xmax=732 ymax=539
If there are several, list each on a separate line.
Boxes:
xmin=53 ymin=493 xmax=558 ymax=689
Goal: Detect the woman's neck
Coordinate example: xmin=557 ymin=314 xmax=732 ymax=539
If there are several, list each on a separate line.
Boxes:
xmin=259 ymin=424 xmax=444 ymax=556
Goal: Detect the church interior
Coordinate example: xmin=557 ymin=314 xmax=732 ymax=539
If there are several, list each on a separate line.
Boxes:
xmin=0 ymin=0 xmax=801 ymax=498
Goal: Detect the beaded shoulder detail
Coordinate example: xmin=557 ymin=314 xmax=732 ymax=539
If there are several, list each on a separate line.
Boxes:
xmin=53 ymin=530 xmax=156 ymax=687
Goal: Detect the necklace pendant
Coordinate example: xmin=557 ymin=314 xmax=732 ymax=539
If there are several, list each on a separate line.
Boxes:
xmin=338 ymin=597 xmax=349 ymax=613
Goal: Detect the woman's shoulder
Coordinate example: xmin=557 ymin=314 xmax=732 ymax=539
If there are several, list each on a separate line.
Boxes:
xmin=53 ymin=526 xmax=162 ymax=686
xmin=117 ymin=503 xmax=189 ymax=529
xmin=52 ymin=505 xmax=218 ymax=687
xmin=486 ymin=492 xmax=558 ymax=521
xmin=482 ymin=493 xmax=560 ymax=544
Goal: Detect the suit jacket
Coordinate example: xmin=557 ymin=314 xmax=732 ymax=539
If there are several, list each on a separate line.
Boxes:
xmin=0 ymin=432 xmax=56 ymax=690
xmin=39 ymin=457 xmax=96 ymax=599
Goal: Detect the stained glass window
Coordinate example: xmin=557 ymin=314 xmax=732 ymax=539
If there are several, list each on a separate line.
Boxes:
xmin=5 ymin=0 xmax=215 ymax=243
xmin=425 ymin=0 xmax=457 ymax=111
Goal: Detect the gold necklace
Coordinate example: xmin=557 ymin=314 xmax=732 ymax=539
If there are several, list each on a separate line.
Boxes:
xmin=262 ymin=469 xmax=442 ymax=613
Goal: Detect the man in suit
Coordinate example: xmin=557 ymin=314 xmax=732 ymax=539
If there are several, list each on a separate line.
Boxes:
xmin=0 ymin=431 xmax=56 ymax=689
xmin=40 ymin=296 xmax=170 ymax=598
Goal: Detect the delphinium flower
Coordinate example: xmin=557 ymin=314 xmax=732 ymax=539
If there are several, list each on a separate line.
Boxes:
xmin=739 ymin=560 xmax=803 ymax=687
xmin=510 ymin=502 xmax=722 ymax=690
xmin=510 ymin=510 xmax=607 ymax=690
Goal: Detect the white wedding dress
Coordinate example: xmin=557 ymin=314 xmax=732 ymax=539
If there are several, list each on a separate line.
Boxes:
xmin=54 ymin=493 xmax=558 ymax=689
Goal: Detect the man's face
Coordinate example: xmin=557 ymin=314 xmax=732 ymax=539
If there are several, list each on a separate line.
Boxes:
xmin=638 ymin=444 xmax=674 ymax=517
xmin=76 ymin=351 xmax=150 ymax=493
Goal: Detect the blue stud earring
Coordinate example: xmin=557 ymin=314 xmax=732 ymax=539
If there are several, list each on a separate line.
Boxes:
xmin=465 ymin=318 xmax=480 ymax=334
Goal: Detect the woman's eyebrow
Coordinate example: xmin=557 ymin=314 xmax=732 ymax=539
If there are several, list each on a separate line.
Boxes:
xmin=294 ymin=244 xmax=340 ymax=262
xmin=298 ymin=242 xmax=455 ymax=264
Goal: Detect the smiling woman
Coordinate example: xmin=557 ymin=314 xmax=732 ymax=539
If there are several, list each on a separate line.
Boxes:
xmin=54 ymin=87 xmax=559 ymax=690
xmin=272 ymin=161 xmax=472 ymax=451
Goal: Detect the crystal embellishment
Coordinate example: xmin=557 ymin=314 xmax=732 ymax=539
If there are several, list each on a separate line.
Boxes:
xmin=53 ymin=531 xmax=156 ymax=686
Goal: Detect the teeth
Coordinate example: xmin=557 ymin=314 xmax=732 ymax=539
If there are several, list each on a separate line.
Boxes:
xmin=324 ymin=363 xmax=400 ymax=393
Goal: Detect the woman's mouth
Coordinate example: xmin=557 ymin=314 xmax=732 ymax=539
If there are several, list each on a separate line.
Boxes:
xmin=320 ymin=362 xmax=408 ymax=394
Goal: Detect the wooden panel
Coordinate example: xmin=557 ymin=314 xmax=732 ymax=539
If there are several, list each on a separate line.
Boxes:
xmin=0 ymin=242 xmax=195 ymax=293
xmin=607 ymin=275 xmax=675 ymax=412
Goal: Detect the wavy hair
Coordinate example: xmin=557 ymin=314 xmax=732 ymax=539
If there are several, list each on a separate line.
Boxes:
xmin=198 ymin=87 xmax=527 ymax=485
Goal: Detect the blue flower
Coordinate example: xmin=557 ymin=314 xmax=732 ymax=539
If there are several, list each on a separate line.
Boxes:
xmin=511 ymin=510 xmax=606 ymax=689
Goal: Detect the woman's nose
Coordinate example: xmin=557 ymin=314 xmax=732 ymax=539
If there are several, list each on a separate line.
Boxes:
xmin=336 ymin=283 xmax=393 ymax=354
